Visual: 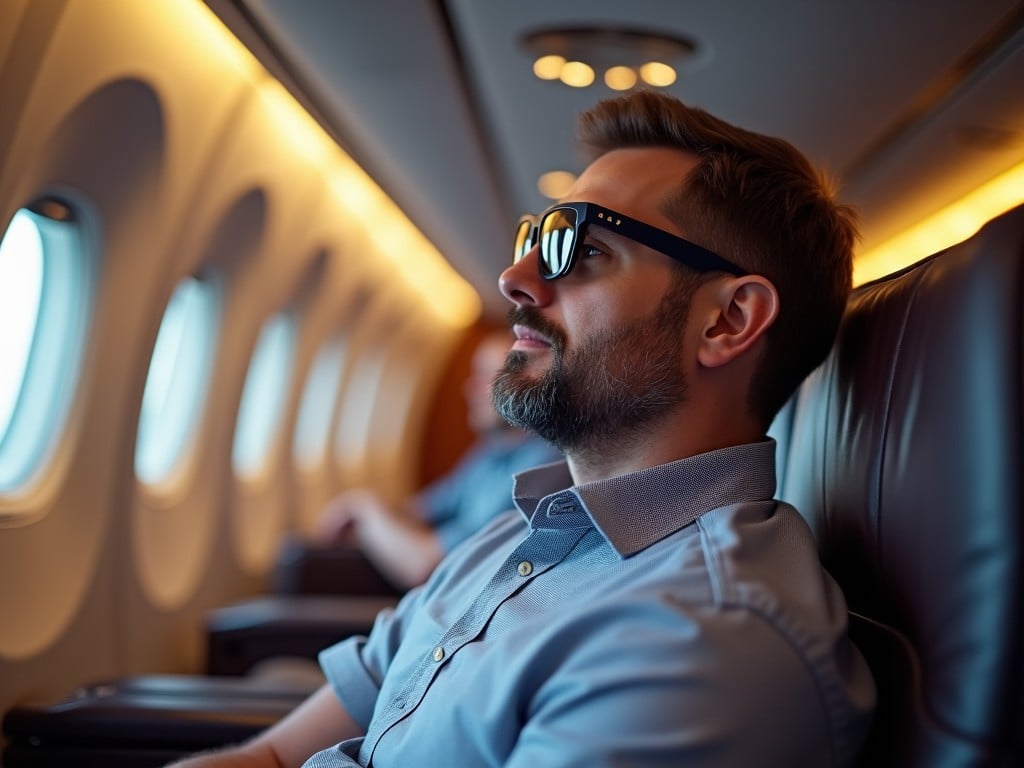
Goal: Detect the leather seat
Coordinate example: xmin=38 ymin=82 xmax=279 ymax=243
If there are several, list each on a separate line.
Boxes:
xmin=1 ymin=674 xmax=318 ymax=766
xmin=773 ymin=204 xmax=1024 ymax=766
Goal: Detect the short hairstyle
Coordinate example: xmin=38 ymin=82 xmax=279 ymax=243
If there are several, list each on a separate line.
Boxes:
xmin=578 ymin=90 xmax=857 ymax=428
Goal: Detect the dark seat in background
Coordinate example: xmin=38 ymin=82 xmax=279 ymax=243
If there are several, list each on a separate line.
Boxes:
xmin=1 ymin=675 xmax=317 ymax=767
xmin=202 ymin=537 xmax=402 ymax=677
xmin=272 ymin=535 xmax=404 ymax=598
xmin=205 ymin=594 xmax=396 ymax=677
xmin=775 ymin=205 xmax=1024 ymax=766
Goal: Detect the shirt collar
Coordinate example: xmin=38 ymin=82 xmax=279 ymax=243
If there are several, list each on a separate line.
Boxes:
xmin=512 ymin=440 xmax=777 ymax=557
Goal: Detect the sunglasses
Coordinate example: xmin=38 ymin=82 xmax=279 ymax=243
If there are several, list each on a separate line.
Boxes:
xmin=514 ymin=202 xmax=746 ymax=280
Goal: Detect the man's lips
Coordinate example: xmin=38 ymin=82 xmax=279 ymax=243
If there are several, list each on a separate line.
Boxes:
xmin=511 ymin=324 xmax=551 ymax=350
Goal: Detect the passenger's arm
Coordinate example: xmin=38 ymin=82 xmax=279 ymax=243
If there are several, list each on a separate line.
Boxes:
xmin=352 ymin=497 xmax=444 ymax=589
xmin=312 ymin=489 xmax=442 ymax=589
xmin=168 ymin=683 xmax=361 ymax=767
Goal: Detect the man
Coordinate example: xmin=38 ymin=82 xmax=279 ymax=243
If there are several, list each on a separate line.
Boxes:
xmin=312 ymin=331 xmax=559 ymax=589
xmin=174 ymin=91 xmax=875 ymax=767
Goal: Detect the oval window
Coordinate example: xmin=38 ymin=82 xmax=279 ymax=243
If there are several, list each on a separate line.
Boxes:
xmin=293 ymin=335 xmax=346 ymax=471
xmin=232 ymin=312 xmax=296 ymax=478
xmin=0 ymin=212 xmax=43 ymax=440
xmin=0 ymin=202 xmax=92 ymax=496
xmin=135 ymin=275 xmax=221 ymax=486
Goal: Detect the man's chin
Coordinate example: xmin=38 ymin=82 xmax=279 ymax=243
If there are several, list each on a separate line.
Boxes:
xmin=501 ymin=350 xmax=551 ymax=379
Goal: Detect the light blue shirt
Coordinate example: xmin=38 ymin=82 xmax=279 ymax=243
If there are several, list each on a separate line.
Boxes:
xmin=418 ymin=432 xmax=560 ymax=553
xmin=306 ymin=440 xmax=875 ymax=767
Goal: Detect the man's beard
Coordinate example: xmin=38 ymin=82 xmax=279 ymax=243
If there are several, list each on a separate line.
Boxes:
xmin=491 ymin=277 xmax=694 ymax=456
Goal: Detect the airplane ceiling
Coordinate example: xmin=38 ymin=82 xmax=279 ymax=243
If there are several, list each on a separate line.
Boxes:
xmin=206 ymin=0 xmax=1024 ymax=320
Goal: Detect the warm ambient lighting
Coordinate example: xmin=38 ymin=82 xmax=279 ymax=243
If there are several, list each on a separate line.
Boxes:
xmin=189 ymin=0 xmax=479 ymax=329
xmin=854 ymin=160 xmax=1024 ymax=285
xmin=329 ymin=167 xmax=481 ymax=329
xmin=259 ymin=80 xmax=336 ymax=169
xmin=174 ymin=0 xmax=263 ymax=82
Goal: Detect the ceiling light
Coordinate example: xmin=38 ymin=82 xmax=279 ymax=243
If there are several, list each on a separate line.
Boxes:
xmin=537 ymin=170 xmax=577 ymax=199
xmin=604 ymin=66 xmax=637 ymax=91
xmin=522 ymin=26 xmax=696 ymax=90
xmin=639 ymin=61 xmax=677 ymax=87
xmin=533 ymin=54 xmax=565 ymax=80
xmin=559 ymin=61 xmax=595 ymax=88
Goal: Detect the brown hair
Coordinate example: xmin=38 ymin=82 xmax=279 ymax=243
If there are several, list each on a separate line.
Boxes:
xmin=578 ymin=90 xmax=857 ymax=427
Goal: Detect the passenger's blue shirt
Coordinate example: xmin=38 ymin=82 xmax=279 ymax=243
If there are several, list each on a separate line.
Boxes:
xmin=306 ymin=440 xmax=875 ymax=767
xmin=418 ymin=432 xmax=560 ymax=553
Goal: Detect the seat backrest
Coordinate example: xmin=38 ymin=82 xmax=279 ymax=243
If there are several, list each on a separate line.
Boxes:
xmin=774 ymin=205 xmax=1024 ymax=767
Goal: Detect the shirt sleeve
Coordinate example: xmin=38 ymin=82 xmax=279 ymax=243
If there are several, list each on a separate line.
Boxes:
xmin=503 ymin=604 xmax=836 ymax=768
xmin=317 ymin=586 xmax=429 ymax=731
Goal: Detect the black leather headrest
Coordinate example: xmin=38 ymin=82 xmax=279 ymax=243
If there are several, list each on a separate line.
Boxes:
xmin=776 ymin=204 xmax=1024 ymax=766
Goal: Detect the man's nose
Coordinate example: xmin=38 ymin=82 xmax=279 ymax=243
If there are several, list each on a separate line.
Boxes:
xmin=499 ymin=247 xmax=553 ymax=307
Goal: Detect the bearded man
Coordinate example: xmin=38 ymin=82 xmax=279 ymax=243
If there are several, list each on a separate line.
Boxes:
xmin=174 ymin=90 xmax=875 ymax=768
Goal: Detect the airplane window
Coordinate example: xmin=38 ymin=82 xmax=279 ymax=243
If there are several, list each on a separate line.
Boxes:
xmin=232 ymin=311 xmax=296 ymax=478
xmin=0 ymin=203 xmax=91 ymax=494
xmin=293 ymin=335 xmax=346 ymax=470
xmin=333 ymin=346 xmax=387 ymax=467
xmin=0 ymin=212 xmax=43 ymax=441
xmin=135 ymin=275 xmax=221 ymax=486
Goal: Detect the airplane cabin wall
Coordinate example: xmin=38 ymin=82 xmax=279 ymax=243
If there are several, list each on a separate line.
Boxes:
xmin=0 ymin=0 xmax=468 ymax=717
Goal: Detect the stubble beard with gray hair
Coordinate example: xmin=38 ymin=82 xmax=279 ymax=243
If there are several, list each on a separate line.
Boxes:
xmin=491 ymin=277 xmax=694 ymax=457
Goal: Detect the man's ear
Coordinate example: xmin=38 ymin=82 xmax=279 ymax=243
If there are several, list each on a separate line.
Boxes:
xmin=697 ymin=275 xmax=779 ymax=369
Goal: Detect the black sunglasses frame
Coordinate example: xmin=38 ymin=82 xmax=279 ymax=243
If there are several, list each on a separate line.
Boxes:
xmin=515 ymin=202 xmax=746 ymax=280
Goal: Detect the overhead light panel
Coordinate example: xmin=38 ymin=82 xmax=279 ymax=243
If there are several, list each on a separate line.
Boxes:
xmin=522 ymin=26 xmax=697 ymax=91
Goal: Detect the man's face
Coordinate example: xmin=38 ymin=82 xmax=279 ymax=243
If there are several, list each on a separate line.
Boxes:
xmin=492 ymin=147 xmax=704 ymax=453
xmin=492 ymin=276 xmax=694 ymax=452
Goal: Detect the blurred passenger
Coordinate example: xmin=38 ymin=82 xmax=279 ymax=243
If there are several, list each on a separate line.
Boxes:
xmin=311 ymin=331 xmax=559 ymax=589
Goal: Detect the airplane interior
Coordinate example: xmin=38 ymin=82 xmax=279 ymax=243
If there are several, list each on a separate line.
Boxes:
xmin=0 ymin=1 xmax=1022 ymax=765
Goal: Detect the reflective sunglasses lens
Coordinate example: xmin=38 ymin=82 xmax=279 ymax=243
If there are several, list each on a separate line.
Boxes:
xmin=538 ymin=208 xmax=577 ymax=278
xmin=513 ymin=219 xmax=536 ymax=264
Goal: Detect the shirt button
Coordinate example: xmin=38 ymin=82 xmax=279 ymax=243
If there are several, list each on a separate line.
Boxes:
xmin=432 ymin=646 xmax=445 ymax=662
xmin=517 ymin=561 xmax=534 ymax=577
xmin=395 ymin=698 xmax=405 ymax=709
